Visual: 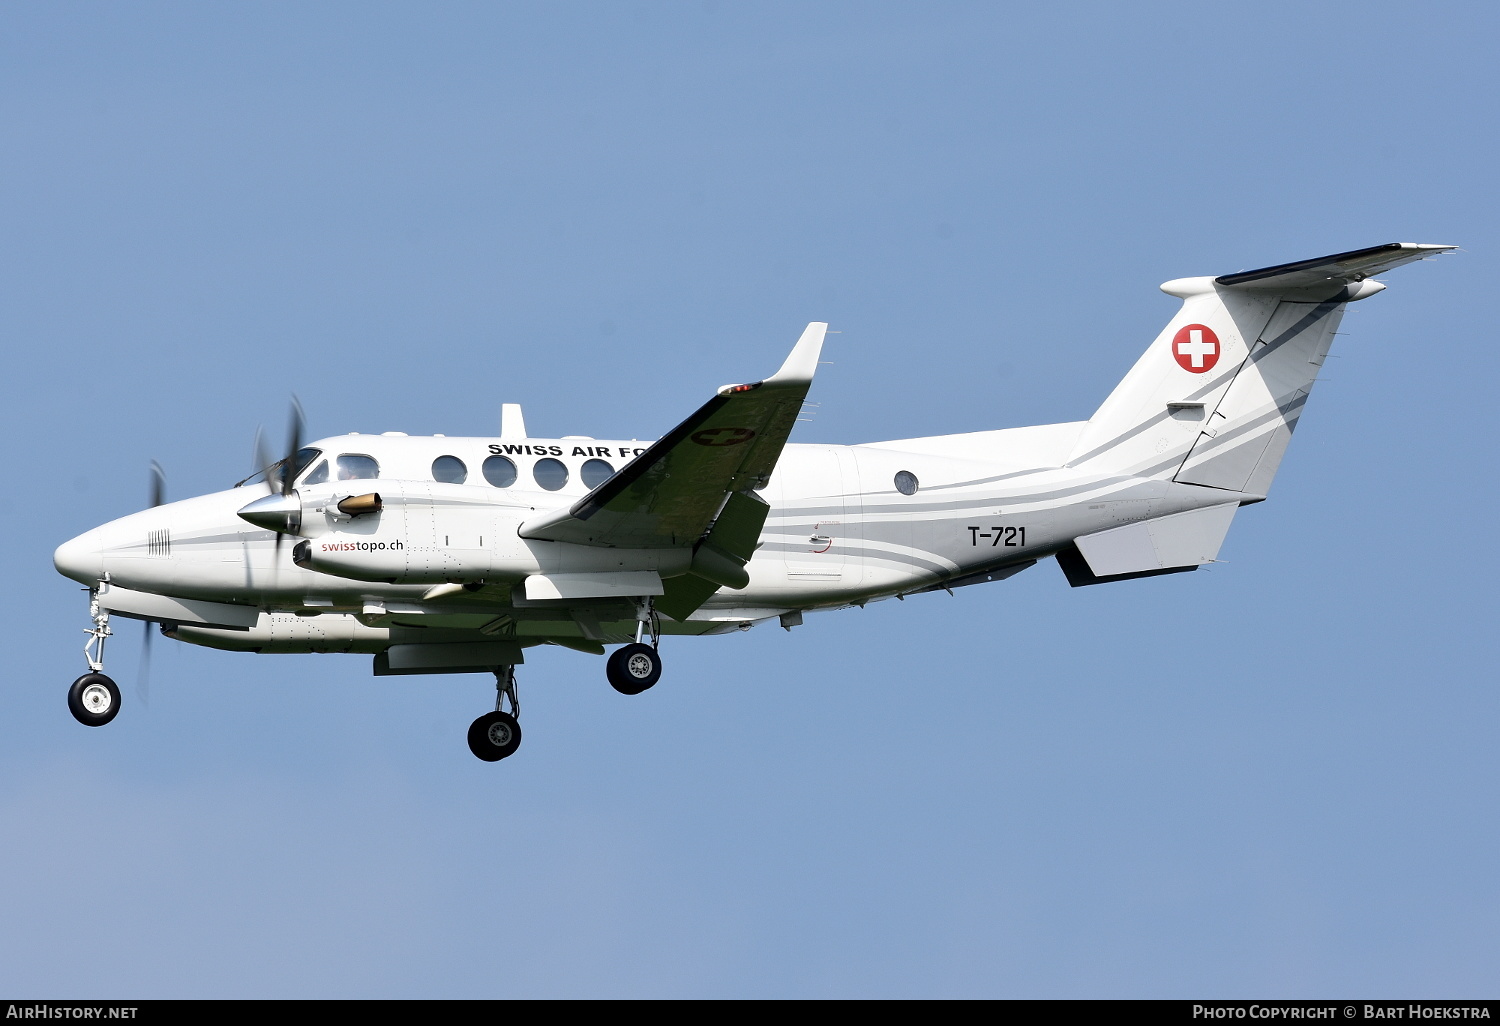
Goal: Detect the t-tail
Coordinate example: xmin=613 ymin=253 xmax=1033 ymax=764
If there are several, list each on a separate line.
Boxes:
xmin=1053 ymin=243 xmax=1455 ymax=588
xmin=1066 ymin=243 xmax=1456 ymax=493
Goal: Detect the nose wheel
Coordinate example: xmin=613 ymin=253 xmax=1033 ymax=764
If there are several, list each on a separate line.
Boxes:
xmin=468 ymin=666 xmax=522 ymax=762
xmin=69 ymin=673 xmax=120 ymax=726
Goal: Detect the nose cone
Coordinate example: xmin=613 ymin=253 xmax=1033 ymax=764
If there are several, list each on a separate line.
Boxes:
xmin=54 ymin=528 xmax=105 ymax=585
xmin=237 ymin=492 xmax=302 ymax=534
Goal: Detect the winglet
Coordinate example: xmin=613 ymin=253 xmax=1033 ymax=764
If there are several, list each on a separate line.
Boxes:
xmin=763 ymin=322 xmax=828 ymax=386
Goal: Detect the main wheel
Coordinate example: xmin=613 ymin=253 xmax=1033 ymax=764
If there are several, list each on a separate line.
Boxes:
xmin=607 ymin=642 xmax=662 ymax=695
xmin=467 ymin=711 xmax=521 ymax=762
xmin=68 ymin=673 xmax=120 ymax=727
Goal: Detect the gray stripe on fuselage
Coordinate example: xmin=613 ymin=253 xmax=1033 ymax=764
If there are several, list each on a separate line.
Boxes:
xmin=1063 ymin=363 xmax=1246 ymax=469
xmin=1178 ymin=390 xmax=1310 ymax=456
xmin=782 ymin=474 xmax=1150 ymax=520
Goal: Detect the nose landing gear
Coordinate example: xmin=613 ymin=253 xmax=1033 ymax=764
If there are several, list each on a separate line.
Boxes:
xmin=69 ymin=590 xmax=120 ymax=727
xmin=467 ymin=666 xmax=522 ymax=762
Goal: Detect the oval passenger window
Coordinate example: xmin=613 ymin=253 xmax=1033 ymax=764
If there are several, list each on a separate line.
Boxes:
xmin=533 ymin=457 xmax=569 ymax=491
xmin=894 ymin=470 xmax=919 ymax=495
xmin=336 ymin=454 xmax=379 ymax=481
xmin=482 ymin=455 xmax=518 ymax=488
xmin=432 ymin=455 xmax=467 ymax=484
xmin=580 ymin=458 xmax=614 ymax=489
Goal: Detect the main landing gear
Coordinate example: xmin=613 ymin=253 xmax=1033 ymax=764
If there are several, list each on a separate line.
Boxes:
xmin=607 ymin=644 xmax=662 ymax=695
xmin=69 ymin=591 xmax=120 ymax=727
xmin=607 ymin=606 xmax=663 ymax=696
xmin=468 ymin=666 xmax=522 ymax=762
xmin=465 ymin=608 xmax=667 ymax=762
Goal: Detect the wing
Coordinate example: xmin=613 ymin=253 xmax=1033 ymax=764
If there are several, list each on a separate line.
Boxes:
xmin=518 ymin=322 xmax=827 ymax=549
xmin=1215 ymin=242 xmax=1457 ymax=290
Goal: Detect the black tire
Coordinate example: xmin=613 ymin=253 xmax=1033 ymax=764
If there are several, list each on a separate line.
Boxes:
xmin=607 ymin=642 xmax=662 ymax=695
xmin=467 ymin=711 xmax=521 ymax=762
xmin=68 ymin=673 xmax=120 ymax=727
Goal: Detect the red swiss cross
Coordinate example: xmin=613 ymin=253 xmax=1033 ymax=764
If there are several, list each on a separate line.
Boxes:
xmin=1172 ymin=323 xmax=1220 ymax=373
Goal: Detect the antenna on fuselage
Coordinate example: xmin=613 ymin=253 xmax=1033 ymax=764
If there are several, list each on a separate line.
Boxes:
xmin=501 ymin=403 xmax=527 ymax=439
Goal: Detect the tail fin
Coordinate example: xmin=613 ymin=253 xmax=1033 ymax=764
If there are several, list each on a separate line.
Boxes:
xmin=1066 ymin=243 xmax=1455 ymax=493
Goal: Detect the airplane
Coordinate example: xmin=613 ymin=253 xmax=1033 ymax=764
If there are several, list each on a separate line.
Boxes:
xmin=53 ymin=242 xmax=1455 ymax=761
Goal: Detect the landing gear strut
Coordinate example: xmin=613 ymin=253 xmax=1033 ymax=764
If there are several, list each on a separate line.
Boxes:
xmin=467 ymin=666 xmax=521 ymax=762
xmin=70 ymin=590 xmax=120 ymax=727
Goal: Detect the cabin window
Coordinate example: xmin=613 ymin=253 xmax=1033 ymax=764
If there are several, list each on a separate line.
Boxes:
xmin=482 ymin=455 xmax=517 ymax=487
xmin=580 ymin=458 xmax=614 ymax=489
xmin=432 ymin=455 xmax=467 ymax=484
xmin=302 ymin=460 xmax=330 ymax=486
xmin=533 ymin=457 xmax=569 ymax=491
xmin=894 ymin=470 xmax=919 ymax=495
xmin=336 ymin=454 xmax=380 ymax=481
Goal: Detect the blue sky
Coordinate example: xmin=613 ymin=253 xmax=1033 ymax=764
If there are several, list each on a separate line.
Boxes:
xmin=2 ymin=2 xmax=1495 ymax=997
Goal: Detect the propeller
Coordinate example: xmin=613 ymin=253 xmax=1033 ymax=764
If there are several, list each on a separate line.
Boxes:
xmin=235 ymin=398 xmax=308 ymax=562
xmin=136 ymin=619 xmax=154 ymax=710
xmin=251 ymin=425 xmax=273 ymax=491
xmin=149 ymin=459 xmax=166 ymax=509
xmin=274 ymin=397 xmax=304 ymax=559
xmin=269 ymin=397 xmax=305 ymax=498
xmin=138 ymin=460 xmax=167 ymax=708
xmin=237 ymin=398 xmax=305 ymax=494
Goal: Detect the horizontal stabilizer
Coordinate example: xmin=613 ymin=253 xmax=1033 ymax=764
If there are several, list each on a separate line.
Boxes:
xmin=1062 ymin=502 xmax=1238 ymax=586
xmin=1216 ymin=243 xmax=1456 ymax=291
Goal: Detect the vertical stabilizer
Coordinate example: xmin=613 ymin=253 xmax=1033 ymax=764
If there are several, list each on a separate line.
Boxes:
xmin=1173 ymin=298 xmax=1343 ymax=494
xmin=1066 ymin=243 xmax=1454 ymax=496
xmin=1065 ymin=280 xmax=1283 ymax=479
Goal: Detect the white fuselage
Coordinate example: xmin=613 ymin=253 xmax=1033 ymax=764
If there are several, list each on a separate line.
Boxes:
xmin=54 ymin=426 xmax=1247 ymax=650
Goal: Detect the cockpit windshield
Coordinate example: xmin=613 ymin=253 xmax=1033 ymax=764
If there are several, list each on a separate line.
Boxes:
xmin=290 ymin=447 xmax=323 ymax=480
xmin=236 ymin=446 xmax=324 ymax=490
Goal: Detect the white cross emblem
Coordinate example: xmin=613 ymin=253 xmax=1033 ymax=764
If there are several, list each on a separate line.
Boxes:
xmin=1176 ymin=328 xmax=1217 ymax=368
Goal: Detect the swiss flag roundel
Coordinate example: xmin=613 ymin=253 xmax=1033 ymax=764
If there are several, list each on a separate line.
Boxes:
xmin=1172 ymin=323 xmax=1220 ymax=373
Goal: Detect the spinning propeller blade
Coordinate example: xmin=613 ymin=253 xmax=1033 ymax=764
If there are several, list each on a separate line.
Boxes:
xmin=138 ymin=459 xmax=166 ymax=708
xmin=282 ymin=396 xmax=305 ymax=497
xmin=136 ymin=620 xmax=153 ymax=709
xmin=272 ymin=397 xmax=306 ymax=560
xmin=252 ymin=426 xmax=276 ymax=493
xmin=148 ymin=460 xmax=166 ymax=508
